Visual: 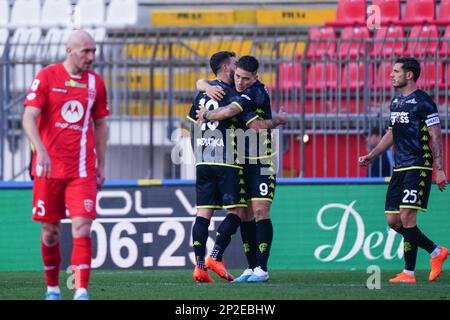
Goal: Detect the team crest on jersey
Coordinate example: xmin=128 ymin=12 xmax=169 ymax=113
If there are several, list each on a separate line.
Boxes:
xmin=84 ymin=199 xmax=94 ymax=213
xmin=61 ymin=100 xmax=84 ymax=123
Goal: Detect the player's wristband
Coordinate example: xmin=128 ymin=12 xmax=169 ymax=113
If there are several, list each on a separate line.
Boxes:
xmin=203 ymin=111 xmax=209 ymax=121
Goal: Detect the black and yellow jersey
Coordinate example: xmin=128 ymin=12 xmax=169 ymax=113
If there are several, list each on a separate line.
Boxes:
xmin=187 ymin=80 xmax=244 ymax=168
xmin=388 ymin=89 xmax=440 ymax=171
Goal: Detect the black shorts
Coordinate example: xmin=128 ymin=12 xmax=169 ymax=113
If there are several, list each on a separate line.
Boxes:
xmin=243 ymin=163 xmax=276 ymax=202
xmin=385 ymin=169 xmax=432 ymax=213
xmin=196 ymin=164 xmax=247 ymax=209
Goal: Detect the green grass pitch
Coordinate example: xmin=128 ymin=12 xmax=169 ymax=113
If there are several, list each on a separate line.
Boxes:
xmin=0 ymin=269 xmax=449 ymax=300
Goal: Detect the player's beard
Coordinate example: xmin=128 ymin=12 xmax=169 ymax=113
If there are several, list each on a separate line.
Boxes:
xmin=393 ymin=76 xmax=407 ymax=89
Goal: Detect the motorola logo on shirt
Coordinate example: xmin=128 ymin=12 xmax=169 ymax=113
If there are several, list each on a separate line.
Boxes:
xmin=61 ymin=100 xmax=84 ymax=123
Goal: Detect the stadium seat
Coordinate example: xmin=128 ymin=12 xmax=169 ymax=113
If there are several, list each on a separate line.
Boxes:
xmin=41 ymin=0 xmax=72 ymax=28
xmin=276 ymin=62 xmax=302 ymax=92
xmin=306 ymin=62 xmax=338 ymax=91
xmin=371 ymin=26 xmax=404 ymax=58
xmin=373 ymin=61 xmax=392 ymax=90
xmin=74 ymin=0 xmax=105 ymax=27
xmin=440 ymin=63 xmax=450 ymax=89
xmin=417 ymin=62 xmax=442 ymax=90
xmin=106 ymin=0 xmax=138 ymax=27
xmin=0 ymin=28 xmax=8 ymax=57
xmin=370 ymin=0 xmax=401 ymax=26
xmin=405 ymin=24 xmax=439 ymax=57
xmin=305 ymin=27 xmax=336 ymax=59
xmin=338 ymin=26 xmax=370 ymax=58
xmin=341 ymin=62 xmax=372 ymax=90
xmin=39 ymin=27 xmax=71 ymax=61
xmin=9 ymin=27 xmax=42 ymax=91
xmin=325 ymin=0 xmax=366 ymax=27
xmin=398 ymin=0 xmax=435 ymax=26
xmin=0 ymin=0 xmax=9 ymax=27
xmin=435 ymin=0 xmax=450 ymax=25
xmin=10 ymin=0 xmax=41 ymax=27
xmin=440 ymin=25 xmax=450 ymax=57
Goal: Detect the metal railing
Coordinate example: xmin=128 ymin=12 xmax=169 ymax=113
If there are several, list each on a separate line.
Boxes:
xmin=0 ymin=25 xmax=448 ymax=180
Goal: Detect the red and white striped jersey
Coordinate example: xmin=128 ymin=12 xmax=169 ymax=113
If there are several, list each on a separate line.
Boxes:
xmin=24 ymin=63 xmax=109 ymax=179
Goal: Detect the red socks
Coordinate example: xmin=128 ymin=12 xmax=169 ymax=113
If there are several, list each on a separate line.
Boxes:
xmin=41 ymin=240 xmax=61 ymax=287
xmin=71 ymin=237 xmax=92 ymax=290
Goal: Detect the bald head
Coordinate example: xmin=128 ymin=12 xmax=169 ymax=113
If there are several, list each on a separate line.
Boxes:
xmin=64 ymin=29 xmax=96 ymax=75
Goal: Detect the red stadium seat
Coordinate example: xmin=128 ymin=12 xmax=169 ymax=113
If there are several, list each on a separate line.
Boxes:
xmin=372 ymin=26 xmax=405 ymax=58
xmin=338 ymin=26 xmax=370 ymax=58
xmin=325 ymin=0 xmax=366 ymax=27
xmin=306 ymin=63 xmax=338 ymax=91
xmin=440 ymin=25 xmax=450 ymax=57
xmin=305 ymin=27 xmax=336 ymax=59
xmin=417 ymin=62 xmax=443 ymax=90
xmin=373 ymin=61 xmax=392 ymax=90
xmin=371 ymin=0 xmax=401 ymax=26
xmin=282 ymin=134 xmax=367 ymax=177
xmin=341 ymin=62 xmax=373 ymax=90
xmin=436 ymin=0 xmax=450 ymax=25
xmin=277 ymin=62 xmax=302 ymax=92
xmin=439 ymin=63 xmax=450 ymax=90
xmin=398 ymin=0 xmax=435 ymax=26
xmin=405 ymin=24 xmax=439 ymax=57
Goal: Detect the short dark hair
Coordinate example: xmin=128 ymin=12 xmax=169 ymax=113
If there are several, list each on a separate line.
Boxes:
xmin=209 ymin=51 xmax=236 ymax=75
xmin=395 ymin=57 xmax=421 ymax=82
xmin=236 ymin=55 xmax=259 ymax=75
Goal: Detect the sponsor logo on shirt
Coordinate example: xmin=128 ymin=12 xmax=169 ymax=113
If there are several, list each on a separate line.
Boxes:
xmin=425 ymin=116 xmax=440 ymax=127
xmin=405 ymin=98 xmax=417 ymax=104
xmin=52 ymin=88 xmax=68 ymax=93
xmin=390 ymin=111 xmax=410 ymax=125
xmin=26 ymin=93 xmax=36 ymax=101
xmin=61 ymin=100 xmax=84 ymax=123
xmin=196 ymin=138 xmax=224 ymax=147
xmin=65 ymin=79 xmax=87 ymax=88
xmin=31 ymin=79 xmax=40 ymax=91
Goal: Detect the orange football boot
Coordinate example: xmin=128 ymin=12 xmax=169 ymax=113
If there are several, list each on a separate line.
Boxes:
xmin=388 ymin=272 xmax=416 ymax=284
xmin=205 ymin=257 xmax=234 ymax=281
xmin=429 ymin=246 xmax=449 ymax=281
xmin=193 ymin=266 xmax=215 ymax=283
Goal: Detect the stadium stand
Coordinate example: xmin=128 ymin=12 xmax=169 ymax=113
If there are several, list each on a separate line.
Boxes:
xmin=436 ymin=0 xmax=450 ymax=25
xmin=371 ymin=26 xmax=405 ymax=58
xmin=405 ymin=24 xmax=439 ymax=57
xmin=74 ymin=0 xmax=105 ymax=27
xmin=440 ymin=25 xmax=450 ymax=57
xmin=325 ymin=0 xmax=366 ymax=27
xmin=337 ymin=26 xmax=370 ymax=58
xmin=305 ymin=27 xmax=336 ymax=59
xmin=105 ymin=0 xmax=139 ymax=27
xmin=41 ymin=0 xmax=72 ymax=28
xmin=0 ymin=27 xmax=7 ymax=56
xmin=10 ymin=0 xmax=41 ymax=27
xmin=398 ymin=0 xmax=436 ymax=26
xmin=0 ymin=0 xmax=9 ymax=27
xmin=371 ymin=0 xmax=401 ymax=26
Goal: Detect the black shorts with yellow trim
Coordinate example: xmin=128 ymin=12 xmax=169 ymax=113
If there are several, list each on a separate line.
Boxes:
xmin=384 ymin=167 xmax=432 ymax=214
xmin=196 ymin=163 xmax=247 ymax=209
xmin=243 ymin=161 xmax=276 ymax=202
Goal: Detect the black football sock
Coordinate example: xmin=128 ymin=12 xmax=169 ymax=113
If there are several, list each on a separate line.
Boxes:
xmin=210 ymin=213 xmax=241 ymax=261
xmin=416 ymin=229 xmax=436 ymax=254
xmin=240 ymin=220 xmax=257 ymax=269
xmin=256 ymin=219 xmax=273 ymax=272
xmin=192 ymin=216 xmax=210 ymax=269
xmin=402 ymin=226 xmax=422 ymax=272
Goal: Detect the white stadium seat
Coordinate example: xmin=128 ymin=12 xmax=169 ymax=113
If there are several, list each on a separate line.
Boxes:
xmin=41 ymin=0 xmax=72 ymax=28
xmin=9 ymin=27 xmax=42 ymax=91
xmin=0 ymin=0 xmax=10 ymax=27
xmin=39 ymin=27 xmax=71 ymax=61
xmin=0 ymin=28 xmax=8 ymax=57
xmin=73 ymin=0 xmax=105 ymax=27
xmin=10 ymin=0 xmax=41 ymax=27
xmin=106 ymin=0 xmax=138 ymax=27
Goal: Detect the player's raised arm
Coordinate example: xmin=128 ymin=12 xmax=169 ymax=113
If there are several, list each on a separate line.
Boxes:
xmin=359 ymin=129 xmax=394 ymax=167
xmin=196 ymin=79 xmax=225 ymax=101
xmin=196 ymin=101 xmax=243 ymax=124
xmin=428 ymin=124 xmax=447 ymax=191
xmin=22 ymin=107 xmax=51 ymax=178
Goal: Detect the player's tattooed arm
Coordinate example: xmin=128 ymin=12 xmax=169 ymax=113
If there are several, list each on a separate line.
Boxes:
xmin=248 ymin=106 xmax=287 ymax=131
xmin=428 ymin=125 xmax=447 ymax=191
